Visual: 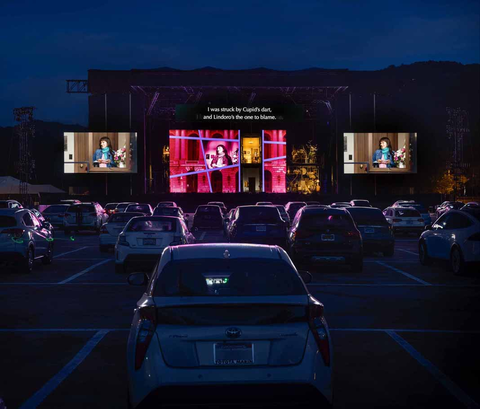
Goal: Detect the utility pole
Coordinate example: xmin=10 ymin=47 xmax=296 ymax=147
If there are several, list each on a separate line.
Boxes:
xmin=14 ymin=107 xmax=35 ymax=206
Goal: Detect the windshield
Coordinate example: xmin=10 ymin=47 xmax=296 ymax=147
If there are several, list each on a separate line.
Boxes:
xmin=395 ymin=209 xmax=421 ymax=217
xmin=153 ymin=258 xmax=306 ymax=297
xmin=347 ymin=208 xmax=388 ymax=225
xmin=238 ymin=207 xmax=281 ymax=223
xmin=127 ymin=219 xmax=176 ymax=232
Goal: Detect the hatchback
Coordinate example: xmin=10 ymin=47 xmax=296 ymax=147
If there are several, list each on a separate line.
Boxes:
xmin=99 ymin=212 xmax=144 ymax=252
xmin=64 ymin=203 xmax=108 ymax=234
xmin=285 ymin=201 xmax=307 ymax=221
xmin=126 ymin=244 xmax=332 ymax=409
xmin=397 ymin=202 xmax=431 ymax=226
xmin=192 ymin=205 xmax=224 ymax=231
xmin=288 ymin=207 xmax=363 ymax=271
xmin=207 ymin=201 xmax=228 ymax=215
xmin=383 ymin=207 xmax=425 ymax=235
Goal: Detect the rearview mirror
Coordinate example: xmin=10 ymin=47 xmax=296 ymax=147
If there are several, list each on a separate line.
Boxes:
xmin=127 ymin=272 xmax=149 ymax=286
xmin=298 ymin=270 xmax=312 ymax=284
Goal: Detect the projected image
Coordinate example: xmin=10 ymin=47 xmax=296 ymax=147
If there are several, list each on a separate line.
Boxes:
xmin=64 ymin=132 xmax=137 ymax=173
xmin=343 ymin=132 xmax=417 ymax=174
xmin=263 ymin=130 xmax=286 ymax=193
xmin=169 ymin=130 xmax=240 ymax=193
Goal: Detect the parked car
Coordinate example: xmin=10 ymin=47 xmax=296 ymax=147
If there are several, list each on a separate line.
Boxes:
xmin=274 ymin=204 xmax=291 ymax=225
xmin=227 ymin=205 xmax=288 ymax=247
xmin=192 ymin=205 xmax=224 ymax=231
xmin=207 ymin=201 xmax=228 ymax=215
xmin=435 ymin=201 xmax=464 ymax=219
xmin=63 ymin=202 xmax=108 ymax=235
xmin=126 ymin=243 xmax=332 ymax=409
xmin=156 ymin=201 xmax=178 ymax=208
xmin=99 ymin=212 xmax=144 ymax=252
xmin=383 ymin=207 xmax=425 ymax=235
xmin=41 ymin=204 xmax=70 ymax=229
xmin=396 ymin=202 xmax=431 ymax=225
xmin=30 ymin=208 xmax=55 ymax=237
xmin=392 ymin=200 xmax=416 ymax=207
xmin=115 ymin=202 xmax=139 ymax=213
xmin=104 ymin=202 xmax=119 ymax=216
xmin=115 ymin=216 xmax=194 ymax=274
xmin=256 ymin=201 xmax=274 ymax=206
xmin=306 ymin=201 xmax=322 ymax=206
xmin=60 ymin=199 xmax=81 ymax=205
xmin=153 ymin=206 xmax=187 ymax=224
xmin=0 ymin=200 xmax=22 ymax=209
xmin=0 ymin=208 xmax=54 ymax=273
xmin=419 ymin=208 xmax=480 ymax=275
xmin=349 ymin=199 xmax=372 ymax=207
xmin=125 ymin=203 xmax=153 ymax=216
xmin=287 ymin=206 xmax=363 ymax=271
xmin=347 ymin=207 xmax=394 ymax=256
xmin=329 ymin=202 xmax=352 ymax=208
xmin=461 ymin=202 xmax=480 ymax=209
xmin=285 ymin=201 xmax=307 ymax=221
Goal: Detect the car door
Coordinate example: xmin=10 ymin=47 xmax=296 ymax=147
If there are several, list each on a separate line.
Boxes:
xmin=443 ymin=213 xmax=474 ymax=257
xmin=24 ymin=212 xmax=47 ymax=256
xmin=428 ymin=213 xmax=452 ymax=259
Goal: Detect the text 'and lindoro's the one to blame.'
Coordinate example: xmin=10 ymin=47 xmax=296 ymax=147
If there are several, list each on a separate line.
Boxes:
xmin=203 ymin=107 xmax=276 ymax=121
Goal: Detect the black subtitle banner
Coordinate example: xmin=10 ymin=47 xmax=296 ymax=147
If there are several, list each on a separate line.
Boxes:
xmin=176 ymin=104 xmax=304 ymax=122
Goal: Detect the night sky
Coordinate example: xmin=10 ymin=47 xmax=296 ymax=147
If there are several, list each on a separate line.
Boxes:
xmin=1 ymin=0 xmax=478 ymax=127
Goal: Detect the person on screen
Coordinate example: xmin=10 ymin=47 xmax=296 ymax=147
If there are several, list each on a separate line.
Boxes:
xmin=372 ymin=137 xmax=395 ymax=168
xmin=210 ymin=144 xmax=232 ymax=168
xmin=93 ymin=137 xmax=117 ymax=168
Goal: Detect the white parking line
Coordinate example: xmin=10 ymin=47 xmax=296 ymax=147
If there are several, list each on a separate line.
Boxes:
xmin=55 ymin=258 xmax=114 ymax=261
xmin=53 ymin=246 xmax=89 ymax=258
xmin=57 ymin=259 xmax=112 ymax=284
xmin=330 ymin=328 xmax=480 ymax=334
xmin=397 ymin=248 xmax=419 ymax=256
xmin=19 ymin=330 xmax=109 ymax=409
xmin=386 ymin=330 xmax=480 ymax=409
xmin=376 ymin=261 xmax=431 ymax=286
xmin=0 ymin=328 xmax=128 ymax=332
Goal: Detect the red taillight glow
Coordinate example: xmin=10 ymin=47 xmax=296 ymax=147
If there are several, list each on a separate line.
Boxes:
xmin=346 ymin=230 xmax=360 ymax=239
xmin=308 ymin=298 xmax=330 ymax=367
xmin=293 ymin=230 xmax=314 ymax=240
xmin=135 ymin=306 xmax=156 ymax=370
xmin=1 ymin=228 xmax=25 ymax=239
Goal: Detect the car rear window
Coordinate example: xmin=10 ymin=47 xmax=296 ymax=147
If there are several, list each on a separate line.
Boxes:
xmin=43 ymin=205 xmax=68 ymax=214
xmin=461 ymin=208 xmax=480 ymax=222
xmin=347 ymin=208 xmax=388 ymax=226
xmin=109 ymin=213 xmax=142 ymax=223
xmin=400 ymin=204 xmax=427 ymax=213
xmin=153 ymin=259 xmax=306 ymax=297
xmin=127 ymin=219 xmax=175 ymax=232
xmin=395 ymin=209 xmax=421 ymax=217
xmin=352 ymin=201 xmax=370 ymax=206
xmin=104 ymin=203 xmax=118 ymax=210
xmin=0 ymin=216 xmax=16 ymax=227
xmin=68 ymin=204 xmax=95 ymax=213
xmin=153 ymin=207 xmax=180 ymax=217
xmin=197 ymin=206 xmax=220 ymax=214
xmin=300 ymin=213 xmax=354 ymax=230
xmin=238 ymin=207 xmax=281 ymax=224
xmin=126 ymin=205 xmax=150 ymax=213
xmin=116 ymin=203 xmax=132 ymax=210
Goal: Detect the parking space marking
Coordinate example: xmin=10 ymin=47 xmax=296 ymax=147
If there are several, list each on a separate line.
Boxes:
xmin=0 ymin=328 xmax=128 ymax=332
xmin=376 ymin=261 xmax=431 ymax=286
xmin=386 ymin=330 xmax=480 ymax=409
xmin=19 ymin=330 xmax=109 ymax=409
xmin=330 ymin=328 xmax=480 ymax=334
xmin=55 ymin=258 xmax=114 ymax=261
xmin=397 ymin=248 xmax=419 ymax=256
xmin=57 ymin=259 xmax=113 ymax=284
xmin=53 ymin=246 xmax=89 ymax=259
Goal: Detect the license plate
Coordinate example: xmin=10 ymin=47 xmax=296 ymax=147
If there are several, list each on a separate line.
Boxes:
xmin=214 ymin=343 xmax=254 ymax=365
xmin=256 ymin=225 xmax=267 ymax=232
xmin=143 ymin=238 xmax=156 ymax=245
xmin=321 ymin=234 xmax=335 ymax=241
xmin=364 ymin=228 xmax=374 ymax=234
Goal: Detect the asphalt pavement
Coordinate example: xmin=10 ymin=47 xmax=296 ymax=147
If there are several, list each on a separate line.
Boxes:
xmin=1 ymin=230 xmax=479 ymax=409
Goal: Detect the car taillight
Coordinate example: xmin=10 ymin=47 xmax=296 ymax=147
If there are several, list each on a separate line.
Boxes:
xmin=135 ymin=306 xmax=156 ymax=370
xmin=468 ymin=232 xmax=480 ymax=241
xmin=346 ymin=230 xmax=360 ymax=239
xmin=307 ymin=298 xmax=330 ymax=367
xmin=1 ymin=228 xmax=25 ymax=239
xmin=293 ymin=230 xmax=314 ymax=240
xmin=118 ymin=235 xmax=129 ymax=246
xmin=100 ymin=225 xmax=109 ymax=234
xmin=392 ymin=219 xmax=402 ymax=223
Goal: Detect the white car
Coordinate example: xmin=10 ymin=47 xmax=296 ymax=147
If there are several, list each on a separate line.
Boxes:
xmin=0 ymin=200 xmax=23 ymax=209
xmin=126 ymin=243 xmax=332 ymax=408
xmin=0 ymin=209 xmax=53 ymax=273
xmin=99 ymin=212 xmax=145 ymax=252
xmin=64 ymin=202 xmax=108 ymax=234
xmin=115 ymin=216 xmax=195 ymax=274
xmin=419 ymin=208 xmax=480 ymax=275
xmin=125 ymin=203 xmax=154 ymax=216
xmin=383 ymin=206 xmax=425 ymax=235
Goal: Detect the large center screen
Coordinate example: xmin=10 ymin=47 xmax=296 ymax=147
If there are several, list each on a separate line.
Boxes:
xmin=343 ymin=132 xmax=417 ymax=174
xmin=64 ymin=132 xmax=137 ymax=173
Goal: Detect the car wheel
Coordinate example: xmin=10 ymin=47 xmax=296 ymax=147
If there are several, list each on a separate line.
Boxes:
xmin=115 ymin=263 xmax=125 ymax=274
xmin=384 ymin=245 xmax=394 ymax=257
xmin=351 ymin=257 xmax=363 ymax=272
xmin=450 ymin=246 xmax=465 ymax=276
xmin=419 ymin=241 xmax=433 ymax=266
xmin=99 ymin=245 xmax=109 ymax=253
xmin=21 ymin=247 xmax=34 ymax=274
xmin=42 ymin=243 xmax=53 ymax=265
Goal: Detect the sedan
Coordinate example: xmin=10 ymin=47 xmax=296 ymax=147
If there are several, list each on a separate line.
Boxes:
xmin=419 ymin=208 xmax=480 ymax=275
xmin=99 ymin=212 xmax=144 ymax=252
xmin=126 ymin=243 xmax=332 ymax=409
xmin=115 ymin=216 xmax=194 ymax=274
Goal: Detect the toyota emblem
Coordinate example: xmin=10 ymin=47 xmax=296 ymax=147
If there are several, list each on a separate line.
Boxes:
xmin=225 ymin=327 xmax=241 ymax=338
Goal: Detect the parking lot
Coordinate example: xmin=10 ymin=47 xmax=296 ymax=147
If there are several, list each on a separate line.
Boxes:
xmin=1 ymin=228 xmax=480 ymax=409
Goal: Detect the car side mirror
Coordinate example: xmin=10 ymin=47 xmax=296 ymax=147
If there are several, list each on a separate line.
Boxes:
xmin=298 ymin=270 xmax=312 ymax=284
xmin=127 ymin=272 xmax=150 ymax=286
xmin=425 ymin=224 xmax=433 ymax=231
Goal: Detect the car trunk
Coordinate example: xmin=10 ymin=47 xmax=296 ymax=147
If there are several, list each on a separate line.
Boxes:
xmin=356 ymin=224 xmax=390 ymax=236
xmin=126 ymin=231 xmax=176 ymax=248
xmin=238 ymin=223 xmax=284 ymax=237
xmin=106 ymin=222 xmax=128 ymax=236
xmin=152 ymin=297 xmax=310 ymax=368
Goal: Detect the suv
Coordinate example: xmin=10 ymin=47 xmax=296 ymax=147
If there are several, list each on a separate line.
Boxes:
xmin=285 ymin=201 xmax=307 ymax=221
xmin=63 ymin=202 xmax=108 ymax=234
xmin=0 ymin=200 xmax=23 ymax=209
xmin=349 ymin=199 xmax=372 ymax=207
xmin=0 ymin=208 xmax=54 ymax=273
xmin=287 ymin=206 xmax=363 ymax=271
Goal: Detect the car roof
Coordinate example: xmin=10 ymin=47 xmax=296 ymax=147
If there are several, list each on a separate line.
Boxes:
xmin=170 ymin=243 xmax=282 ymax=260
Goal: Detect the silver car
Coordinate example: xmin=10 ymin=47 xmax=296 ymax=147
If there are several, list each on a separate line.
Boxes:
xmin=126 ymin=244 xmax=333 ymax=408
